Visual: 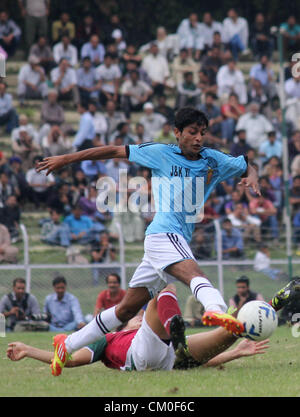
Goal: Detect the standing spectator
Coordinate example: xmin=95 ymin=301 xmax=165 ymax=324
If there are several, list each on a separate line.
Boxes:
xmin=12 ymin=128 xmax=41 ymax=171
xmin=176 ymin=71 xmax=201 ymax=108
xmin=44 ymin=275 xmax=86 ymax=332
xmin=29 ymin=35 xmax=55 ymax=74
xmin=216 ymin=59 xmax=247 ymax=104
xmin=75 ymin=14 xmax=100 ymax=50
xmin=249 ymin=191 xmax=279 ymax=241
xmin=141 ymin=43 xmax=170 ymax=97
xmin=139 ymin=102 xmax=167 ymax=140
xmin=229 ymin=276 xmax=264 ymax=311
xmin=41 ymin=208 xmax=70 ymax=247
xmin=18 ymin=0 xmax=49 ymax=52
xmin=95 ymin=53 xmax=121 ymax=108
xmin=26 ymin=155 xmax=55 ymax=207
xmin=81 ymin=34 xmax=105 ymax=67
xmin=17 ymin=55 xmax=48 ymax=105
xmin=176 ymin=13 xmax=204 ymax=60
xmin=53 ymin=34 xmax=78 ymax=67
xmin=221 ymin=92 xmax=245 ymax=144
xmin=0 ymin=81 xmax=18 ymax=134
xmin=249 ymin=55 xmax=277 ymax=100
xmin=217 ymin=217 xmax=244 ymax=259
xmin=250 ymin=13 xmax=274 ymax=59
xmin=93 ymin=273 xmax=126 ymax=315
xmin=51 ymin=11 xmax=75 ymax=43
xmin=104 ymin=100 xmax=126 ymax=142
xmin=280 ymin=15 xmax=300 ymax=59
xmin=73 ymin=103 xmax=95 ymax=151
xmin=76 ymin=57 xmax=98 ymax=107
xmin=235 ymin=102 xmax=273 ymax=150
xmin=171 ymin=48 xmax=199 ymax=86
xmin=120 ymin=70 xmax=153 ymax=119
xmin=50 ymin=58 xmax=80 ymax=106
xmin=91 ymin=233 xmax=117 ymax=285
xmin=222 ymin=8 xmax=249 ymax=60
xmin=0 ymin=278 xmax=39 ymax=331
xmin=0 ymin=10 xmax=21 ymax=57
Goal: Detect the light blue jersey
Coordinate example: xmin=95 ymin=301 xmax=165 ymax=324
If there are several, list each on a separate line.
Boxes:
xmin=127 ymin=143 xmax=247 ymax=243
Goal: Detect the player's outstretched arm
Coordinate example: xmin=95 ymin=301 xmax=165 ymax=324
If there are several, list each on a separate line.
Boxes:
xmin=238 ymin=163 xmax=261 ymax=196
xmin=7 ymin=342 xmax=92 ymax=367
xmin=204 ymin=338 xmax=269 ymax=367
xmin=36 ymin=145 xmax=128 ymax=176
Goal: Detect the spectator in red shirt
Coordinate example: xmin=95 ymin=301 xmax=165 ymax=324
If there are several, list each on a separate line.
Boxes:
xmin=221 ymin=92 xmax=245 ymax=144
xmin=249 ymin=191 xmax=279 ymax=240
xmin=93 ymin=273 xmax=126 ymax=316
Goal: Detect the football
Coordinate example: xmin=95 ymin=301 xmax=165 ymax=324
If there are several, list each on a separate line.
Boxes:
xmin=237 ymin=300 xmax=278 ymax=341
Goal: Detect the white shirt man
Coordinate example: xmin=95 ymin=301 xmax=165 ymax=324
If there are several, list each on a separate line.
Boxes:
xmin=235 ymin=103 xmax=273 ymax=149
xmin=139 ymin=102 xmax=167 ymax=140
xmin=222 ymin=13 xmax=249 ymax=48
xmin=141 ymin=46 xmax=170 ymax=85
xmin=26 ymin=167 xmax=55 ymax=193
xmin=285 ymin=77 xmax=300 ymax=99
xmin=95 ymin=56 xmax=122 ymax=95
xmin=199 ymin=13 xmax=224 ymax=48
xmin=53 ymin=38 xmax=78 ymax=67
xmin=50 ymin=64 xmax=77 ymax=90
xmin=17 ymin=56 xmax=48 ymax=99
xmin=216 ymin=61 xmax=247 ymax=104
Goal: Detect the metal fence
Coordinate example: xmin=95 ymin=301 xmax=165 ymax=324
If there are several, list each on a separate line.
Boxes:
xmin=0 ymin=221 xmax=300 ymax=314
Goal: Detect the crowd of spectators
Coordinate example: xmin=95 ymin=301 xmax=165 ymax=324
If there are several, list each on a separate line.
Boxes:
xmin=0 ymin=5 xmax=300 ymax=269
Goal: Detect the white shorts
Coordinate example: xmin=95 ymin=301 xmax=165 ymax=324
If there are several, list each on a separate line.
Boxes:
xmin=122 ymin=314 xmax=176 ymax=371
xmin=129 ymin=233 xmax=195 ymax=298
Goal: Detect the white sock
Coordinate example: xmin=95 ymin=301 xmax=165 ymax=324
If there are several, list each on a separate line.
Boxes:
xmin=190 ymin=277 xmax=227 ymax=313
xmin=65 ymin=306 xmax=122 ymax=353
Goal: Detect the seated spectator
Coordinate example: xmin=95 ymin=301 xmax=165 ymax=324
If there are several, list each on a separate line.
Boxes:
xmin=104 ymin=100 xmax=126 ymax=143
xmin=285 ymin=74 xmax=300 ymax=99
xmin=199 ymin=12 xmax=224 ymax=52
xmin=140 ymin=26 xmax=179 ymax=61
xmin=197 ymin=68 xmax=217 ymax=96
xmin=120 ymin=70 xmax=153 ymax=119
xmin=0 ymin=278 xmax=40 ymax=331
xmin=11 ymin=113 xmax=38 ymax=144
xmin=39 ymin=89 xmax=69 ymax=140
xmin=225 ymin=189 xmax=246 ymax=215
xmin=176 ymin=71 xmax=201 ymax=109
xmin=76 ymin=57 xmax=98 ymax=107
xmin=109 ymin=122 xmax=135 ymax=146
xmin=141 ymin=42 xmax=171 ymax=97
xmin=75 ymin=13 xmax=101 ymax=50
xmin=79 ymin=184 xmax=111 ymax=224
xmin=0 ymin=80 xmax=18 ymax=134
xmin=41 ymin=124 xmax=72 ymax=157
xmin=53 ymin=34 xmax=78 ymax=67
xmin=12 ymin=128 xmax=41 ymax=171
xmin=139 ymin=102 xmax=167 ymax=140
xmin=288 ymin=130 xmax=300 ymax=161
xmin=217 ymin=217 xmax=244 ymax=259
xmin=105 ymin=157 xmax=129 ymax=185
xmin=17 ymin=55 xmax=48 ymax=105
xmin=132 ymin=123 xmax=151 ymax=144
xmin=201 ymin=45 xmax=224 ymax=85
xmin=227 ymin=202 xmax=261 ymax=243
xmin=47 ymin=182 xmax=73 ymax=216
xmin=289 ymin=175 xmax=300 ymax=217
xmin=190 ymin=227 xmax=212 ymax=260
xmin=249 ymin=191 xmax=279 ymax=241
xmin=171 ymin=48 xmax=199 ymax=86
xmin=80 ymin=159 xmax=107 ymax=181
xmin=91 ymin=232 xmax=117 ymax=285
xmin=122 ymin=44 xmax=142 ymax=69
xmin=41 ymin=208 xmax=71 ymax=247
xmin=81 ymin=34 xmax=105 ymax=67
xmin=176 ymin=13 xmax=204 ymax=60
xmin=26 ymin=155 xmax=55 ymax=207
xmin=93 ymin=273 xmax=126 ymax=315
xmin=258 ymin=131 xmax=282 ymax=165
xmin=197 ymin=92 xmax=222 ymax=138
xmin=111 ymin=28 xmax=126 ymax=58
xmin=220 ymin=92 xmax=245 ymax=143
xmin=250 ymin=13 xmax=274 ymax=59
xmin=0 ymin=10 xmax=21 ymax=57
xmin=0 ymin=195 xmax=20 ymax=242
xmin=183 ymin=295 xmax=204 ymax=328
xmin=29 ymin=35 xmax=55 ymax=74
xmin=222 ymin=8 xmax=249 ymax=60
xmin=247 ymin=78 xmax=270 ymax=115
xmin=280 ymin=15 xmax=300 ymax=59
xmin=154 ymin=94 xmax=174 ymax=125
xmin=254 ymin=243 xmax=286 ymax=280
xmin=50 ymin=58 xmax=80 ymax=106
xmin=235 ymin=102 xmax=273 ymax=150
xmin=229 ymin=276 xmax=264 ymax=311
xmin=63 ymin=205 xmax=105 ymax=245
xmin=95 ymin=53 xmax=122 ymax=108
xmin=249 ymin=55 xmax=277 ymax=100
xmin=216 ymin=59 xmax=247 ymax=104
xmin=44 ymin=275 xmax=86 ymax=332
xmin=7 ymin=156 xmax=29 ymax=203
xmin=51 ymin=11 xmax=75 ymax=43
xmin=154 ymin=122 xmax=176 ymax=144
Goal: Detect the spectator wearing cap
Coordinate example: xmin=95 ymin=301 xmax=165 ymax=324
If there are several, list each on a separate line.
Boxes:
xmin=0 ymin=81 xmax=18 ymax=134
xmin=81 ymin=34 xmax=105 ymax=67
xmin=139 ymin=102 xmax=167 ymax=140
xmin=258 ymin=131 xmax=282 ymax=164
xmin=29 ymin=35 xmax=55 ymax=74
xmin=12 ymin=128 xmax=41 ymax=171
xmin=76 ymin=57 xmax=98 ymax=107
xmin=26 ymin=156 xmax=55 ymax=208
xmin=17 ymin=55 xmax=48 ymax=105
xmin=0 ymin=10 xmax=21 ymax=57
xmin=50 ymin=57 xmax=80 ymax=106
xmin=53 ymin=34 xmax=78 ymax=68
xmin=95 ymin=53 xmax=122 ymax=108
xmin=141 ymin=42 xmax=170 ymax=97
xmin=111 ymin=28 xmax=126 ymax=57
xmin=120 ymin=69 xmax=153 ymax=119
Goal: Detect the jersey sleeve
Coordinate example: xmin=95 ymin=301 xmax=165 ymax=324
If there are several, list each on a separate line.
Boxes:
xmin=206 ymin=149 xmax=248 ymax=181
xmin=126 ymin=143 xmax=167 ymax=169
